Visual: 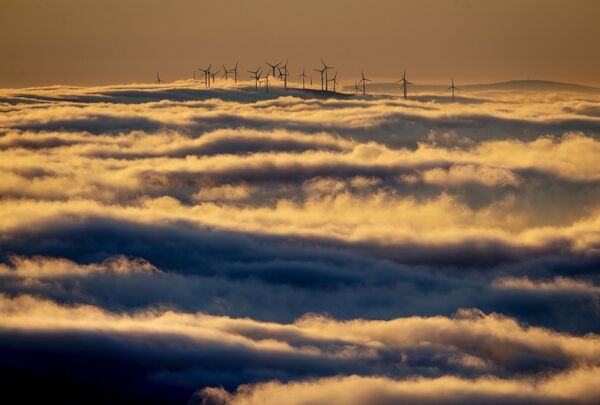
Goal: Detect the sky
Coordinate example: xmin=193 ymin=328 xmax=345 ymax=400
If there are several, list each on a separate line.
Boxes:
xmin=1 ymin=0 xmax=600 ymax=87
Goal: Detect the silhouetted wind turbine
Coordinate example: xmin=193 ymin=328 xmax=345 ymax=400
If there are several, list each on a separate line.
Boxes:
xmin=222 ymin=65 xmax=231 ymax=80
xmin=313 ymin=66 xmax=325 ymax=91
xmin=192 ymin=71 xmax=196 ymax=81
xmin=199 ymin=65 xmax=211 ymax=87
xmin=328 ymin=71 xmax=339 ymax=93
xmin=278 ymin=60 xmax=289 ymax=88
xmin=298 ymin=68 xmax=308 ymax=90
xmin=261 ymin=71 xmax=271 ymax=93
xmin=397 ymin=71 xmax=412 ymax=99
xmin=232 ymin=62 xmax=239 ymax=84
xmin=210 ymin=69 xmax=219 ymax=86
xmin=358 ymin=70 xmax=370 ymax=95
xmin=248 ymin=66 xmax=262 ymax=90
xmin=447 ymin=77 xmax=459 ymax=102
xmin=155 ymin=73 xmax=164 ymax=84
xmin=266 ymin=61 xmax=281 ymax=77
xmin=321 ymin=59 xmax=334 ymax=92
xmin=354 ymin=81 xmax=359 ymax=94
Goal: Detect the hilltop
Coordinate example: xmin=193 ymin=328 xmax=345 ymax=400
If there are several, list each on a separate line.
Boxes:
xmin=357 ymin=79 xmax=600 ymax=94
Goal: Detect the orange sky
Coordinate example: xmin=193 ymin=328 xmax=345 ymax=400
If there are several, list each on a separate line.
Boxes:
xmin=1 ymin=0 xmax=599 ymax=87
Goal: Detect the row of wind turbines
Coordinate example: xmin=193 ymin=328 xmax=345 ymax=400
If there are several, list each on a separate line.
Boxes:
xmin=154 ymin=60 xmax=461 ymax=101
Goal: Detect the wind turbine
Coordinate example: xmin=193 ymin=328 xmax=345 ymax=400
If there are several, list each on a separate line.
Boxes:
xmin=266 ymin=61 xmax=281 ymax=77
xmin=192 ymin=71 xmax=196 ymax=81
xmin=199 ymin=65 xmax=211 ymax=87
xmin=313 ymin=66 xmax=325 ymax=91
xmin=261 ymin=71 xmax=271 ymax=93
xmin=358 ymin=70 xmax=370 ymax=95
xmin=210 ymin=69 xmax=219 ymax=86
xmin=155 ymin=73 xmax=164 ymax=84
xmin=232 ymin=62 xmax=239 ymax=84
xmin=447 ymin=77 xmax=459 ymax=102
xmin=397 ymin=71 xmax=412 ymax=99
xmin=328 ymin=71 xmax=339 ymax=93
xmin=222 ymin=65 xmax=231 ymax=80
xmin=278 ymin=60 xmax=289 ymax=89
xmin=321 ymin=59 xmax=334 ymax=92
xmin=354 ymin=81 xmax=359 ymax=94
xmin=248 ymin=66 xmax=262 ymax=90
xmin=298 ymin=68 xmax=308 ymax=90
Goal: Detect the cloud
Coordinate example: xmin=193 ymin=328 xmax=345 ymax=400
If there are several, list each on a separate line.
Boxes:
xmin=199 ymin=368 xmax=600 ymax=405
xmin=193 ymin=184 xmax=254 ymax=202
xmin=3 ymin=83 xmax=600 ymax=147
xmin=1 ymin=82 xmax=600 ymax=402
xmin=491 ymin=276 xmax=600 ymax=294
xmin=1 ymin=294 xmax=599 ymax=402
xmin=3 ymin=295 xmax=600 ymax=371
xmin=421 ymin=164 xmax=520 ymax=187
xmin=0 ymin=255 xmax=159 ymax=278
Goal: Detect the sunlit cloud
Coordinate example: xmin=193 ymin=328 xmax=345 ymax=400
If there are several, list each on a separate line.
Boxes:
xmin=198 ymin=368 xmax=600 ymax=405
xmin=1 ymin=82 xmax=599 ymax=403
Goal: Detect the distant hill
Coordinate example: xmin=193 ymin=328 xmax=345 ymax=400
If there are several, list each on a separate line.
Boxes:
xmin=350 ymin=80 xmax=600 ymax=94
xmin=463 ymin=80 xmax=600 ymax=92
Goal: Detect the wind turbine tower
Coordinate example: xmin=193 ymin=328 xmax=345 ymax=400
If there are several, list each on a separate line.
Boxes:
xmin=232 ymin=62 xmax=239 ymax=84
xmin=199 ymin=65 xmax=211 ymax=87
xmin=298 ymin=68 xmax=308 ymax=90
xmin=209 ymin=69 xmax=219 ymax=86
xmin=328 ymin=71 xmax=339 ymax=93
xmin=358 ymin=70 xmax=371 ymax=95
xmin=321 ymin=59 xmax=334 ymax=92
xmin=447 ymin=78 xmax=458 ymax=102
xmin=313 ymin=66 xmax=325 ymax=91
xmin=222 ymin=65 xmax=231 ymax=80
xmin=262 ymin=72 xmax=271 ymax=93
xmin=279 ymin=60 xmax=289 ymax=89
xmin=397 ymin=71 xmax=413 ymax=99
xmin=249 ymin=67 xmax=262 ymax=90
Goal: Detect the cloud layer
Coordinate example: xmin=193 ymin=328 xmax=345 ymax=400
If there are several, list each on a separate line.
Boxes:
xmin=1 ymin=82 xmax=599 ymax=403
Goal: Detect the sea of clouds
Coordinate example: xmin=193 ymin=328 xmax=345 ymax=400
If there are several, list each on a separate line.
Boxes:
xmin=1 ymin=80 xmax=600 ymax=403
